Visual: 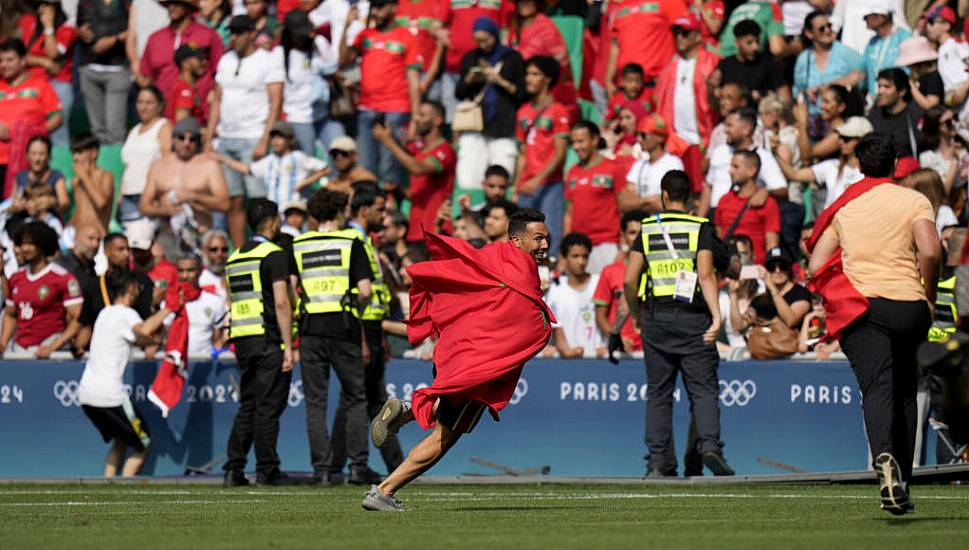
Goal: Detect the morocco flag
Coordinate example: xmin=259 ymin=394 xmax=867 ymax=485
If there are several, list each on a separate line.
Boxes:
xmin=148 ymin=282 xmax=201 ymax=417
xmin=406 ymin=233 xmax=554 ymax=430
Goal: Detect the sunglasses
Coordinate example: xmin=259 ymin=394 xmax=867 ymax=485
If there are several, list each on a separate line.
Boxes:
xmin=176 ymin=134 xmax=199 ymax=143
xmin=329 ymin=149 xmax=350 ymax=158
xmin=813 ymin=23 xmax=832 ymax=32
xmin=208 ymin=246 xmax=229 ymax=253
xmin=637 ymin=132 xmax=649 ymax=139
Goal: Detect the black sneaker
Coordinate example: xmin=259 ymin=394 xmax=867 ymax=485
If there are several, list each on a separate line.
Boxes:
xmin=349 ymin=467 xmax=384 ymax=485
xmin=223 ymin=470 xmax=250 ymax=487
xmin=644 ymin=468 xmax=677 ymax=479
xmin=308 ymin=472 xmax=339 ymax=487
xmin=256 ymin=471 xmax=303 ymax=486
xmin=702 ymin=452 xmax=735 ymax=476
xmin=875 ymin=453 xmax=913 ymax=515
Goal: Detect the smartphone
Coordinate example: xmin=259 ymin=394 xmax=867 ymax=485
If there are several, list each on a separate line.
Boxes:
xmin=739 ymin=265 xmax=761 ymax=280
xmin=372 ymin=113 xmax=386 ymax=127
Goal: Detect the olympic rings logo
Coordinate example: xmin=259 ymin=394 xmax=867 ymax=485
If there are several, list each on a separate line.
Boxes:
xmin=719 ymin=379 xmax=757 ymax=407
xmin=287 ymin=380 xmax=304 ymax=407
xmin=509 ymin=378 xmax=529 ymax=405
xmin=52 ymin=380 xmax=80 ymax=407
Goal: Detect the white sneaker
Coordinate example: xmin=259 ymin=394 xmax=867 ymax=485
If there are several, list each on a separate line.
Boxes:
xmin=361 ymin=484 xmax=404 ymax=512
xmin=371 ymin=398 xmax=408 ymax=448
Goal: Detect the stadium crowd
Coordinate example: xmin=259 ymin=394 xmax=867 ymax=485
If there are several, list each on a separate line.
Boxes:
xmin=0 ymin=0 xmax=966 ymax=363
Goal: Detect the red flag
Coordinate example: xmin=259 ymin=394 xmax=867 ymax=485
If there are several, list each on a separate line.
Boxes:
xmin=406 ymin=233 xmax=554 ymax=430
xmin=806 ymin=177 xmax=892 ymax=340
xmin=148 ymin=281 xmax=202 ymax=417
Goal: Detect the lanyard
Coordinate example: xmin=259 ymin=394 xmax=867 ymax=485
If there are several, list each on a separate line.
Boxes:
xmin=656 ymin=214 xmax=680 ymax=260
xmin=873 ymin=31 xmax=894 ymax=76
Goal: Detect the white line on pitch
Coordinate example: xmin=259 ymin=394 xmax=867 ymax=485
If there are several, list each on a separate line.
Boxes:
xmin=0 ymin=499 xmax=265 ymax=507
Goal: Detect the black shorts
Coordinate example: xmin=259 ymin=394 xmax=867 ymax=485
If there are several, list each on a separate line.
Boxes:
xmin=82 ymin=400 xmax=151 ymax=451
xmin=436 ymin=397 xmax=487 ymax=434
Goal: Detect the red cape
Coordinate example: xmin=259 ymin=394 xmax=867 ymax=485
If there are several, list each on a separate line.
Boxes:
xmin=806 ymin=176 xmax=892 ymax=340
xmin=407 ymin=233 xmax=554 ymax=430
xmin=148 ymin=282 xmax=202 ymax=417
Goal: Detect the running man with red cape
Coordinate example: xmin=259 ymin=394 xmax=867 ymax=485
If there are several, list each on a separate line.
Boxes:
xmin=361 ymin=209 xmax=554 ymax=512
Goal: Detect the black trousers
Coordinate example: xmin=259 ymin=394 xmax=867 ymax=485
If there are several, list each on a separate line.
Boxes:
xmin=840 ymin=298 xmax=931 ymax=482
xmin=641 ymin=307 xmax=723 ymax=474
xmin=330 ymin=321 xmax=404 ymax=474
xmin=300 ymin=333 xmax=369 ymax=474
xmin=224 ymin=336 xmax=292 ymax=475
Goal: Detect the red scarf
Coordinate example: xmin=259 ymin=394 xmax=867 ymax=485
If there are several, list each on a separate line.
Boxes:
xmin=805 ymin=177 xmax=893 ymax=340
xmin=148 ymin=281 xmax=203 ymax=417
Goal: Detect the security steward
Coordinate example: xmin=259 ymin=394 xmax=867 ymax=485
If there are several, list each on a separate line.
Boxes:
xmin=623 ymin=170 xmax=734 ymax=478
xmin=328 ymin=182 xmax=404 ymax=481
xmin=223 ymin=199 xmax=296 ymax=486
xmin=294 ymin=189 xmax=379 ymax=486
xmin=928 ymin=266 xmax=958 ymax=343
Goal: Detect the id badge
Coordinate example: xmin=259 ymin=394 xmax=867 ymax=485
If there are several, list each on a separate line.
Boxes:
xmin=673 ymin=271 xmax=698 ymax=303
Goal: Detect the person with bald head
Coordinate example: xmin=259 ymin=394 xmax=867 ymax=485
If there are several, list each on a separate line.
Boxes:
xmin=56 ymin=225 xmax=101 ymax=286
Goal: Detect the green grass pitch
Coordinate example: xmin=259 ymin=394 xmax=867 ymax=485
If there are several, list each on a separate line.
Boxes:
xmin=1 ymin=483 xmax=968 ymax=549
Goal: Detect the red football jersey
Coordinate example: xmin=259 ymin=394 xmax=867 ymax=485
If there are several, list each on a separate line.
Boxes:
xmin=6 ymin=263 xmax=83 ymax=347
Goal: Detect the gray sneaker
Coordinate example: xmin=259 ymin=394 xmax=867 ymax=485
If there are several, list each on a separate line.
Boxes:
xmin=361 ymin=484 xmax=404 ymax=512
xmin=372 ymin=398 xmax=407 ymax=448
xmin=875 ymin=453 xmax=913 ymax=515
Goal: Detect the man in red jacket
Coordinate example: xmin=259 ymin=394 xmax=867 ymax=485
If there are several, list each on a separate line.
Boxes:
xmin=361 ymin=209 xmax=553 ymax=512
xmin=654 ymin=13 xmax=719 ymax=150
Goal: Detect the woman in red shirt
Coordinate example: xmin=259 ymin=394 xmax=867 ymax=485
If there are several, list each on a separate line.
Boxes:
xmin=18 ymin=0 xmax=75 ymax=146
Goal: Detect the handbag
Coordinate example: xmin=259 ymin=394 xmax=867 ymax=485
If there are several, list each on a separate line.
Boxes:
xmin=452 ymin=89 xmax=486 ymax=133
xmin=452 ymin=62 xmax=503 ymax=133
xmin=746 ymin=317 xmax=799 ymax=360
xmin=328 ymin=75 xmax=356 ymax=120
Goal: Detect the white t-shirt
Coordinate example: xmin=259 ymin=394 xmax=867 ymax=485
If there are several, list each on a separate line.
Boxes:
xmin=283 ymin=37 xmax=338 ymax=124
xmin=308 ymin=0 xmax=368 ymax=61
xmin=251 ymin=151 xmax=328 ymax=206
xmin=673 ymin=56 xmax=700 ymax=145
xmin=811 ymin=158 xmax=863 ymax=209
xmin=216 ymin=48 xmax=286 ymax=139
xmin=706 ymin=144 xmax=787 ymax=208
xmin=78 ymin=305 xmax=143 ymax=408
xmin=626 ymin=153 xmax=684 ymax=199
xmin=937 ymin=38 xmax=969 ymax=93
xmin=545 ymin=274 xmax=603 ymax=356
xmin=937 ymin=204 xmax=959 ymax=236
xmin=199 ymin=268 xmax=227 ymax=300
xmin=163 ymin=291 xmax=228 ymax=356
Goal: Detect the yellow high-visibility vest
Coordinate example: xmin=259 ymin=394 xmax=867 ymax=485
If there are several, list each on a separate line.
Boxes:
xmin=226 ymin=241 xmax=283 ymax=339
xmin=293 ymin=229 xmax=359 ymax=316
xmin=638 ymin=212 xmax=706 ymax=300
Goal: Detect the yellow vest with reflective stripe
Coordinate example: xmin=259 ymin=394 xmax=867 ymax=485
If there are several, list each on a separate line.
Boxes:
xmin=226 ymin=241 xmax=283 ymax=339
xmin=638 ymin=212 xmax=706 ymax=300
xmin=359 ymin=235 xmax=391 ymax=321
xmin=928 ymin=275 xmax=958 ymax=342
xmin=294 ymin=229 xmax=358 ymax=316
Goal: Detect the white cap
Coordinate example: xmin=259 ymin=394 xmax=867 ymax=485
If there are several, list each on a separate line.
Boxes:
xmin=125 ymin=218 xmax=155 ymax=250
xmin=835 ymin=117 xmax=875 ymax=139
xmin=864 ymin=0 xmax=892 ymax=17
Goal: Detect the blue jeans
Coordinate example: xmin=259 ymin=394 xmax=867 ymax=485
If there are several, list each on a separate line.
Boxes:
xmin=356 ymin=109 xmax=410 ymax=187
xmin=292 ymin=118 xmax=347 ymax=157
xmin=440 ymin=72 xmax=460 ymax=123
xmin=217 ymin=137 xmax=264 ymax=198
xmin=518 ymin=181 xmax=564 ymax=255
xmin=118 ymin=194 xmax=143 ymax=223
xmin=51 ymin=80 xmax=73 ymax=146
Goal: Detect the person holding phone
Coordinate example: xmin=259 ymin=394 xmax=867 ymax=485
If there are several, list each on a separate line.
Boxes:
xmin=623 ymin=170 xmax=733 ymax=478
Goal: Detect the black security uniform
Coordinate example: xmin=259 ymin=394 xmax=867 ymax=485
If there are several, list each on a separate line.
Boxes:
xmin=223 ymin=238 xmax=293 ymax=480
xmin=293 ymin=228 xmax=374 ymax=482
xmin=329 ymin=224 xmax=404 ymax=476
xmin=634 ymin=211 xmax=726 ymax=476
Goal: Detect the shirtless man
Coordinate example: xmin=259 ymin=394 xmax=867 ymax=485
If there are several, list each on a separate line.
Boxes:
xmin=324 ymin=136 xmax=376 ymax=195
xmin=61 ymin=134 xmax=114 ymax=237
xmin=140 ymin=117 xmax=229 ymax=248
